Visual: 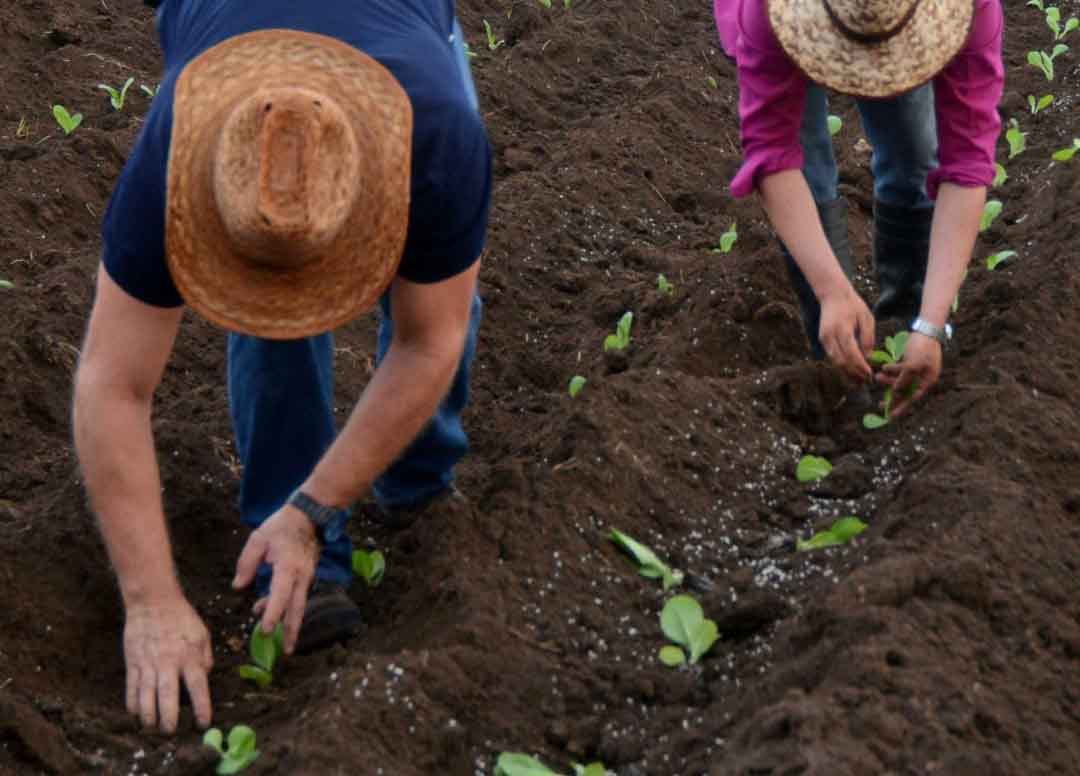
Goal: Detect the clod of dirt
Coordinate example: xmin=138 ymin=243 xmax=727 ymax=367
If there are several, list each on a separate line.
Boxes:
xmin=0 ymin=690 xmax=79 ymax=774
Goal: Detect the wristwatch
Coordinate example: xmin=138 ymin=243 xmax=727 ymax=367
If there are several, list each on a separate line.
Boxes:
xmin=910 ymin=317 xmax=953 ymax=347
xmin=287 ymin=489 xmax=350 ymax=544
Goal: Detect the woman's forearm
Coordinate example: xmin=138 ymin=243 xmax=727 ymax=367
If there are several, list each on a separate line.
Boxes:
xmin=920 ymin=182 xmax=985 ymax=327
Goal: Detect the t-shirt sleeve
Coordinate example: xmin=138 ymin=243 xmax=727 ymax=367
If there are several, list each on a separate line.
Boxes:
xmin=100 ymin=80 xmax=182 ymax=308
xmin=398 ymin=98 xmax=492 ymax=284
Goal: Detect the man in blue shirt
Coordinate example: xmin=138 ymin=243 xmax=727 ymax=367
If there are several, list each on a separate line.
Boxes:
xmin=72 ymin=0 xmax=490 ymax=734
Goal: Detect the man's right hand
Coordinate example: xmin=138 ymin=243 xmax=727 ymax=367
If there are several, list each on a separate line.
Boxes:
xmin=818 ymin=285 xmax=875 ymax=384
xmin=123 ymin=596 xmax=213 ymax=734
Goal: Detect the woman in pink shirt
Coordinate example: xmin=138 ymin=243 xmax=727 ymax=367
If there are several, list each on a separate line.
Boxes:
xmin=716 ymin=0 xmax=1003 ymax=416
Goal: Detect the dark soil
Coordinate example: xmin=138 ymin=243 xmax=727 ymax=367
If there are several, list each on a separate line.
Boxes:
xmin=2 ymin=1 xmax=1079 ymax=774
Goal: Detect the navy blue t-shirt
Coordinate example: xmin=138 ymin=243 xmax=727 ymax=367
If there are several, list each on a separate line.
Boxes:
xmin=104 ymin=0 xmax=491 ymax=307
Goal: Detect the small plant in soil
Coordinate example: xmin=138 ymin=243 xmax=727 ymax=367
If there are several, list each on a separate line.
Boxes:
xmin=352 ymin=548 xmax=385 ymax=587
xmin=1027 ymin=44 xmax=1068 ymax=81
xmin=711 ymin=222 xmax=738 ymax=254
xmin=98 ymin=76 xmax=135 ymax=111
xmin=610 ymin=528 xmax=684 ymax=590
xmin=827 ymin=114 xmax=842 ymax=137
xmin=1026 ymin=0 xmax=1044 ymax=10
xmin=140 ymin=83 xmax=159 ymax=98
xmin=602 ymin=311 xmax=633 ymax=352
xmin=796 ymin=516 xmax=867 ymax=552
xmin=796 ymin=454 xmax=832 ymax=483
xmin=568 ymin=375 xmax=586 ymax=397
xmin=203 ymin=725 xmax=260 ymax=775
xmin=51 ymin=105 xmax=82 ymax=135
xmin=0 ymin=279 xmax=13 ymax=290
xmin=986 ymin=249 xmax=1017 ymax=271
xmin=979 ymin=199 xmax=1002 ymax=233
xmin=1005 ymin=119 xmax=1026 ymax=159
xmin=1028 ymin=94 xmax=1054 ymax=114
xmin=657 ymin=273 xmax=674 ymax=296
xmin=659 ymin=595 xmax=718 ymax=667
xmin=864 ymin=332 xmax=910 ymax=429
xmin=483 ymin=20 xmax=505 ymax=51
xmin=237 ymin=623 xmax=283 ymax=689
xmin=992 ymin=163 xmax=1007 ymax=188
xmin=1045 ymin=6 xmax=1079 ymax=40
xmin=538 ymin=0 xmax=552 ymax=8
xmin=495 ymin=752 xmax=607 ymax=776
xmin=706 ymin=76 xmax=718 ymax=89
xmin=1052 ymin=138 xmax=1080 ymax=162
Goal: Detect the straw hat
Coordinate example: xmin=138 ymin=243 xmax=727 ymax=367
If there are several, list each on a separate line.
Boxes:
xmin=767 ymin=0 xmax=975 ymax=98
xmin=166 ymin=29 xmax=413 ymax=339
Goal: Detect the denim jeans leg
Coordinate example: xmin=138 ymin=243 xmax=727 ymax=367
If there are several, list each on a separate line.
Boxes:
xmin=800 ymin=84 xmax=839 ymax=205
xmin=451 ymin=18 xmax=480 ymax=113
xmin=856 ymin=85 xmax=938 ymax=209
xmin=372 ymin=291 xmax=482 ymax=508
xmin=228 ymin=333 xmax=353 ymax=596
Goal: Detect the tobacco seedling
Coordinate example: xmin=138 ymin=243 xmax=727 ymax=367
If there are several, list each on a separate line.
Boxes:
xmin=992 ymin=163 xmax=1007 ymax=188
xmin=98 ymin=77 xmax=135 ymax=111
xmin=1027 ymin=45 xmax=1068 ymax=81
xmin=979 ymin=199 xmax=1002 ymax=233
xmin=797 ymin=516 xmax=867 ymax=552
xmin=706 ymin=76 xmax=718 ymax=89
xmin=0 ymin=279 xmax=12 ymax=290
xmin=659 ymin=595 xmax=718 ymax=667
xmin=1028 ymin=93 xmax=1054 ymax=114
xmin=237 ymin=623 xmax=284 ymax=689
xmin=1045 ymin=7 xmax=1079 ymax=40
xmin=796 ymin=454 xmax=832 ymax=483
xmin=1052 ymin=138 xmax=1080 ymax=162
xmin=51 ymin=105 xmax=82 ymax=135
xmin=352 ymin=548 xmax=385 ymax=587
xmin=986 ymin=249 xmax=1017 ymax=271
xmin=603 ymin=311 xmax=633 ymax=352
xmin=657 ymin=273 xmax=674 ymax=296
xmin=711 ymin=222 xmax=738 ymax=254
xmin=1005 ymin=119 xmax=1026 ymax=159
xmin=140 ymin=83 xmax=159 ymax=98
xmin=864 ymin=332 xmax=909 ymax=429
xmin=610 ymin=529 xmax=683 ymax=590
xmin=494 ymin=753 xmax=607 ymax=776
xmin=1027 ymin=0 xmax=1044 ymax=10
xmin=483 ymin=20 xmax=505 ymax=51
xmin=203 ymin=725 xmax=260 ymax=775
xmin=827 ymin=114 xmax=842 ymax=137
xmin=568 ymin=375 xmax=586 ymax=397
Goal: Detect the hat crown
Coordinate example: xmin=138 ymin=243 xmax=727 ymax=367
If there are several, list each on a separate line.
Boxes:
xmin=213 ymin=87 xmax=360 ymax=269
xmin=823 ymin=0 xmax=920 ymax=40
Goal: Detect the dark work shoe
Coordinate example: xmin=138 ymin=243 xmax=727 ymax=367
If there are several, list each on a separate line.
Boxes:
xmin=295 ymin=581 xmax=363 ymax=655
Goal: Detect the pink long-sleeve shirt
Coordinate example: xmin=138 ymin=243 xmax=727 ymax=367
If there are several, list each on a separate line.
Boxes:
xmin=715 ymin=0 xmax=1004 ymax=199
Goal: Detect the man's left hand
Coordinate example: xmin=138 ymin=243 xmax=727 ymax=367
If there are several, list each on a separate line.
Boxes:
xmin=875 ymin=332 xmax=943 ymax=418
xmin=232 ymin=505 xmax=319 ymax=654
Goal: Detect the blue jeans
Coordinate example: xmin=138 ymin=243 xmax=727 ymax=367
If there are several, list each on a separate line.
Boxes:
xmin=800 ymin=84 xmax=937 ymax=209
xmin=228 ymin=18 xmax=482 ymax=595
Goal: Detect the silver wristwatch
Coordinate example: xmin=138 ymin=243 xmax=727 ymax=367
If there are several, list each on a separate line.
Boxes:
xmin=910 ymin=317 xmax=953 ymax=347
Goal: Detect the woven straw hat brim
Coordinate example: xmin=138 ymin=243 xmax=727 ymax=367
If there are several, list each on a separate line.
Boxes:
xmin=768 ymin=0 xmax=975 ymax=99
xmin=166 ymin=30 xmax=412 ymax=339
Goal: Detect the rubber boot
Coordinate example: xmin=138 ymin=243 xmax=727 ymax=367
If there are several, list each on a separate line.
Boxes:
xmin=872 ymin=201 xmax=934 ymax=323
xmin=781 ymin=198 xmax=855 ymax=360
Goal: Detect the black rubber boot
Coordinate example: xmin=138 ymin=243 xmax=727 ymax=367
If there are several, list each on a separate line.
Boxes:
xmin=872 ymin=201 xmax=934 ymax=323
xmin=781 ymin=198 xmax=856 ymax=360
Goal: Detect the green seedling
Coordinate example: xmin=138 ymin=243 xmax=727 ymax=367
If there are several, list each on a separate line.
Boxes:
xmin=483 ymin=19 xmax=505 ymax=51
xmin=494 ymin=753 xmax=607 ymax=776
xmin=1005 ymin=119 xmax=1026 ymax=159
xmin=796 ymin=454 xmax=832 ymax=483
xmin=572 ymin=764 xmax=607 ymax=776
xmin=659 ymin=595 xmax=718 ymax=666
xmin=1028 ymin=94 xmax=1054 ymax=114
xmin=98 ymin=76 xmax=135 ymax=111
xmin=796 ymin=516 xmax=867 ymax=552
xmin=203 ymin=726 xmax=260 ymax=775
xmin=979 ymin=199 xmax=1002 ymax=233
xmin=711 ymin=222 xmax=738 ymax=254
xmin=992 ymin=163 xmax=1007 ymax=188
xmin=538 ymin=0 xmax=552 ymax=7
xmin=1027 ymin=45 xmax=1068 ymax=81
xmin=864 ymin=332 xmax=910 ymax=429
xmin=1046 ymin=7 xmax=1079 ymax=39
xmin=568 ymin=375 xmax=586 ymax=397
xmin=140 ymin=83 xmax=159 ymax=98
xmin=236 ymin=623 xmax=284 ymax=689
xmin=603 ymin=311 xmax=633 ymax=352
xmin=51 ymin=105 xmax=82 ymax=135
xmin=706 ymin=76 xmax=718 ymax=89
xmin=0 ymin=279 xmax=13 ymax=290
xmin=827 ymin=114 xmax=842 ymax=137
xmin=610 ymin=528 xmax=683 ymax=590
xmin=986 ymin=249 xmax=1017 ymax=271
xmin=657 ymin=273 xmax=674 ymax=296
xmin=1027 ymin=0 xmax=1044 ymax=10
xmin=351 ymin=548 xmax=385 ymax=587
xmin=1052 ymin=138 xmax=1080 ymax=162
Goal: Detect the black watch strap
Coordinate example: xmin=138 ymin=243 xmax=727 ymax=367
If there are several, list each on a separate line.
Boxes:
xmin=287 ymin=489 xmax=349 ymax=543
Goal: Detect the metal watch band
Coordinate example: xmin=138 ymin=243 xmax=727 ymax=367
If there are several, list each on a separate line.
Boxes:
xmin=910 ymin=317 xmax=952 ymax=346
xmin=287 ymin=489 xmax=349 ymax=543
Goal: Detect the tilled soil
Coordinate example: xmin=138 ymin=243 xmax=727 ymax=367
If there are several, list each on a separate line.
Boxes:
xmin=1 ymin=1 xmax=1079 ymax=774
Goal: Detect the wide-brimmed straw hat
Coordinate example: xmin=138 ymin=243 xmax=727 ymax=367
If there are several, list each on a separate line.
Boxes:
xmin=166 ymin=29 xmax=413 ymax=339
xmin=767 ymin=0 xmax=975 ymax=99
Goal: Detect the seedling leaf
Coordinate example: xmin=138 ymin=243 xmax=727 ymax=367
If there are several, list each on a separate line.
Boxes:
xmin=1051 ymin=139 xmax=1080 ymax=162
xmin=869 ymin=349 xmax=892 ymax=365
xmin=603 ymin=312 xmax=633 ymax=352
xmin=884 ymin=332 xmax=909 ymax=363
xmin=568 ymin=375 xmax=586 ymax=397
xmin=796 ymin=455 xmax=832 ymax=483
xmin=660 ymin=595 xmax=704 ymax=648
xmin=610 ymin=529 xmax=683 ymax=589
xmin=237 ymin=664 xmax=272 ymax=689
xmin=494 ymin=752 xmax=560 ymax=776
xmin=203 ymin=728 xmax=224 ymax=754
xmin=1052 ymin=43 xmax=1068 ymax=59
xmin=979 ymin=200 xmax=1002 ymax=232
xmin=352 ymin=548 xmax=386 ymax=587
xmin=705 ymin=76 xmax=718 ymax=89
xmin=688 ymin=619 xmax=719 ymax=663
xmin=657 ymin=273 xmax=674 ymax=296
xmin=572 ymin=764 xmax=608 ymax=776
xmin=204 ymin=725 xmax=260 ymax=775
xmin=98 ymin=76 xmax=135 ymax=111
xmin=250 ymin=623 xmax=284 ymax=673
xmin=715 ymin=222 xmax=738 ymax=254
xmin=796 ymin=517 xmax=867 ymax=552
xmin=986 ymin=250 xmax=1017 ymax=271
xmin=992 ymin=163 xmax=1007 ymax=188
xmin=826 ymin=115 xmax=842 ymax=136
xmin=1005 ymin=120 xmax=1026 ymax=158
xmin=862 ymin=413 xmax=889 ymax=430
xmin=659 ymin=644 xmax=687 ymax=667
xmin=51 ymin=105 xmax=83 ymax=135
xmin=227 ymin=726 xmax=257 ymax=759
xmin=0 ymin=280 xmax=13 ymax=290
